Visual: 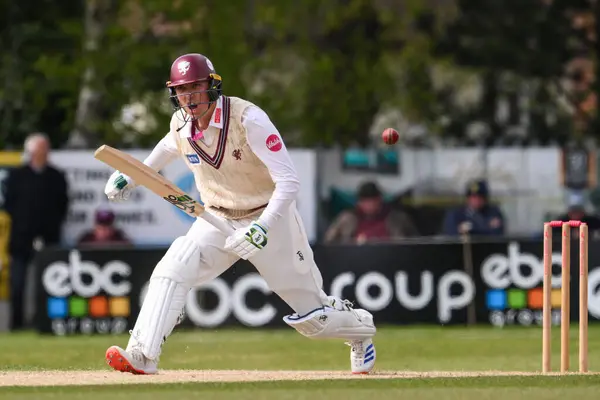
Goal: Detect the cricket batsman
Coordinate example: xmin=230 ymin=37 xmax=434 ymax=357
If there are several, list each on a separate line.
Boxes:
xmin=103 ymin=53 xmax=376 ymax=375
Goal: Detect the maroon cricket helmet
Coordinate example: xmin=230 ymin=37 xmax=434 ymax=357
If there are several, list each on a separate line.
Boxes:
xmin=166 ymin=53 xmax=223 ymax=111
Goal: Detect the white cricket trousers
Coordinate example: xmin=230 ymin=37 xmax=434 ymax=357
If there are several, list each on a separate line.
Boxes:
xmin=185 ymin=202 xmax=329 ymax=315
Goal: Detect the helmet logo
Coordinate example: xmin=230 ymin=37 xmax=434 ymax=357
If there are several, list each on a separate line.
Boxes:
xmin=178 ymin=60 xmax=191 ymax=75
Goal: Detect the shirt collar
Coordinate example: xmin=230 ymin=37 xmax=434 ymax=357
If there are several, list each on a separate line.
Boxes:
xmin=208 ymin=96 xmax=223 ymax=129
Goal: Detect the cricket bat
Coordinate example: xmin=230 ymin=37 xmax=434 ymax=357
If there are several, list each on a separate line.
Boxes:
xmin=94 ymin=145 xmax=234 ymax=235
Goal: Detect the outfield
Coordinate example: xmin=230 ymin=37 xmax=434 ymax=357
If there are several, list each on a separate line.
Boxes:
xmin=1 ymin=324 xmax=599 ymax=399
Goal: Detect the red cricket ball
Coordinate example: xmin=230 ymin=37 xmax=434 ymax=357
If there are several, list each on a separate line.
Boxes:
xmin=382 ymin=128 xmax=399 ymax=145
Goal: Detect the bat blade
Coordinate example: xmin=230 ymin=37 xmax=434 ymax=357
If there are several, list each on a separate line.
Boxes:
xmin=94 ymin=145 xmax=204 ymax=218
xmin=94 ymin=145 xmax=234 ymax=234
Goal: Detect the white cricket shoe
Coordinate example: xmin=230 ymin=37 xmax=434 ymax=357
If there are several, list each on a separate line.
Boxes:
xmin=105 ymin=345 xmax=158 ymax=375
xmin=347 ymin=338 xmax=376 ymax=374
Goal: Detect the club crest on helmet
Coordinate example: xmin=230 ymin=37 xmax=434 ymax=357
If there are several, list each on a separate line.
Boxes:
xmin=178 ymin=61 xmax=191 ymax=75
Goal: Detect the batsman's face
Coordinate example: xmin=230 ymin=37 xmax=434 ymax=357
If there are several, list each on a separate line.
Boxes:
xmin=174 ymin=82 xmax=209 ymax=117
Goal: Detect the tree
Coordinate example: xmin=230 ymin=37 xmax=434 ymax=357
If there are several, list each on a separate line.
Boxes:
xmin=69 ymin=0 xmax=120 ymax=148
xmin=0 ymin=0 xmax=84 ymax=149
xmin=237 ymin=0 xmax=394 ymax=147
xmin=435 ymin=0 xmax=597 ymax=145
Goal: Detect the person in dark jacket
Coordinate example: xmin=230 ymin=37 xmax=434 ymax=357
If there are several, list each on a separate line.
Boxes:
xmin=3 ymin=133 xmax=69 ymax=330
xmin=442 ymin=180 xmax=505 ymax=236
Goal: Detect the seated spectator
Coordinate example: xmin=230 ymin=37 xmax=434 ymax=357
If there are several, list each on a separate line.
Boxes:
xmin=553 ymin=191 xmax=600 ymax=237
xmin=442 ymin=180 xmax=505 ymax=236
xmin=77 ymin=209 xmax=131 ymax=246
xmin=324 ymin=181 xmax=419 ymax=244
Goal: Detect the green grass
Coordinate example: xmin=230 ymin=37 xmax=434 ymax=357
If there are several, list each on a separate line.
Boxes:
xmin=3 ymin=377 xmax=600 ymax=400
xmin=1 ymin=324 xmax=599 ymax=399
xmin=0 ymin=324 xmax=597 ymax=371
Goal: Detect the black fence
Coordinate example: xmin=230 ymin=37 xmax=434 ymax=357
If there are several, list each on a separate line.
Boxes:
xmin=33 ymin=237 xmax=600 ymax=335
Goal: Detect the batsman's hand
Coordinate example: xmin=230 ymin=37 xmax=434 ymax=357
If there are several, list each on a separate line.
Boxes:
xmin=224 ymin=222 xmax=268 ymax=260
xmin=105 ymin=170 xmax=136 ymax=202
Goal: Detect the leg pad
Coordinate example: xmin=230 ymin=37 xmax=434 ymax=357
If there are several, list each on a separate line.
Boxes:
xmin=128 ymin=236 xmax=201 ymax=360
xmin=283 ymin=304 xmax=376 ymax=340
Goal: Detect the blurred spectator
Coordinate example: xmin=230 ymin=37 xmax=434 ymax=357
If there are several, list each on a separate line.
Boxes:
xmin=553 ymin=191 xmax=600 ymax=237
xmin=77 ymin=209 xmax=131 ymax=246
xmin=442 ymin=180 xmax=505 ymax=236
xmin=3 ymin=133 xmax=69 ymax=330
xmin=324 ymin=181 xmax=419 ymax=244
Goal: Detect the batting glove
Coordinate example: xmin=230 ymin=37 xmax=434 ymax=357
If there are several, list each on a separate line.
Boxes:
xmin=105 ymin=170 xmax=136 ymax=202
xmin=224 ymin=222 xmax=268 ymax=260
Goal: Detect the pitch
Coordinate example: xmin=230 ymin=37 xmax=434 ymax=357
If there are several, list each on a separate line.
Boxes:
xmin=1 ymin=325 xmax=600 ymax=399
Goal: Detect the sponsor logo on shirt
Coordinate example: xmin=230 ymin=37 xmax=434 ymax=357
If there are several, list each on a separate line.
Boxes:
xmin=266 ymin=134 xmax=282 ymax=152
xmin=186 ymin=154 xmax=200 ymax=164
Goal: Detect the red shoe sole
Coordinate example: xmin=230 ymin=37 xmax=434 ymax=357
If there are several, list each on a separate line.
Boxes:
xmin=105 ymin=346 xmax=147 ymax=375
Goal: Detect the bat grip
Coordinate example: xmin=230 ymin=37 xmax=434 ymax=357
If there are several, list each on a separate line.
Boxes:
xmin=201 ymin=211 xmax=235 ymax=235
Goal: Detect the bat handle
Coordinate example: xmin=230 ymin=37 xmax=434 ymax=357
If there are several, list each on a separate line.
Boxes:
xmin=201 ymin=211 xmax=235 ymax=235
